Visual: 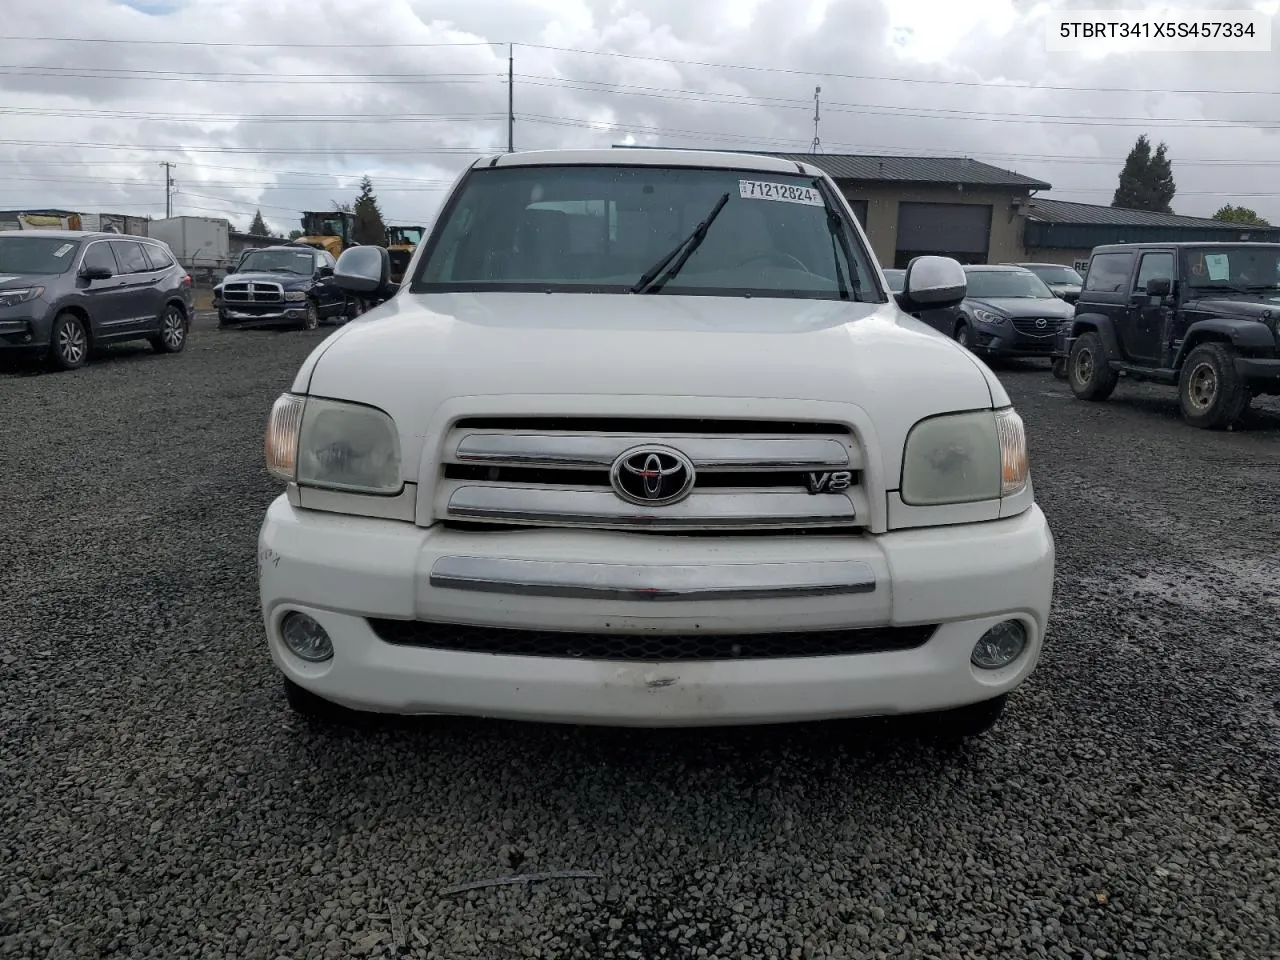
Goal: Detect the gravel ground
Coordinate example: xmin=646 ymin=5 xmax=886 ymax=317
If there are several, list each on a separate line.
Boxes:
xmin=2 ymin=317 xmax=1278 ymax=960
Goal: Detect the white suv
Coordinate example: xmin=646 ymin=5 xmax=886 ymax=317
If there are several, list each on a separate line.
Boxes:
xmin=258 ymin=148 xmax=1055 ymax=737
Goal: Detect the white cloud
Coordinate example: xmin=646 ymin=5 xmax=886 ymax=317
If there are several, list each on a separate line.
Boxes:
xmin=0 ymin=0 xmax=1277 ymax=234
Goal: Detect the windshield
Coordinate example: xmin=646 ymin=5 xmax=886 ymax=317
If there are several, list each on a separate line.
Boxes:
xmin=1183 ymin=246 xmax=1280 ymax=289
xmin=1024 ymin=264 xmax=1082 ymax=285
xmin=0 ymin=236 xmax=81 ymax=275
xmin=391 ymin=228 xmax=423 ymax=245
xmin=304 ymin=216 xmax=346 ymax=237
xmin=414 ymin=164 xmax=878 ymax=301
xmin=237 ymin=249 xmax=314 ymax=274
xmin=965 ymin=269 xmax=1054 ymax=299
xmin=883 ymin=269 xmax=905 ymax=293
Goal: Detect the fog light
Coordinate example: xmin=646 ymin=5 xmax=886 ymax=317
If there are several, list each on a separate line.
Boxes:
xmin=280 ymin=612 xmax=333 ymax=662
xmin=971 ymin=619 xmax=1028 ymax=670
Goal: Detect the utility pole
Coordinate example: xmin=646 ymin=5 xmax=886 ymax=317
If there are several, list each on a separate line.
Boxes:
xmin=159 ymin=161 xmax=176 ymax=218
xmin=507 ymin=44 xmax=514 ymax=152
xmin=810 ymin=86 xmax=822 ymax=155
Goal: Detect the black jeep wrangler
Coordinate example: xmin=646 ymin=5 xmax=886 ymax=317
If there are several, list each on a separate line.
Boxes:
xmin=1055 ymin=242 xmax=1280 ymax=428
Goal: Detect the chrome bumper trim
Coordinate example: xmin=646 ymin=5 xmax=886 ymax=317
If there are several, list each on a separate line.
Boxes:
xmin=429 ymin=555 xmax=876 ymax=601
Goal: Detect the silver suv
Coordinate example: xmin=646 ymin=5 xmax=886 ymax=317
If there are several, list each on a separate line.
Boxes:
xmin=0 ymin=230 xmax=194 ymax=371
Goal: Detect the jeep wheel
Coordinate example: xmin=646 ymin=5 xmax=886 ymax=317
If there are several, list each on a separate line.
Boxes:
xmin=1068 ymin=331 xmax=1118 ymax=401
xmin=1051 ymin=358 xmax=1067 ymax=380
xmin=1178 ymin=342 xmax=1250 ymax=429
xmin=301 ymin=300 xmax=319 ymax=331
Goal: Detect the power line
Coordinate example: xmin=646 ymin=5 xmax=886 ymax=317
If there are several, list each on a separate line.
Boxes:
xmin=0 ymin=67 xmax=499 ymax=86
xmin=518 ymin=115 xmax=1280 ymax=167
xmin=0 ymin=35 xmax=502 ymax=49
xmin=515 ymin=78 xmax=1280 ymax=129
xmin=0 ymin=138 xmax=495 ymax=156
xmin=0 ymin=35 xmax=1275 ymax=97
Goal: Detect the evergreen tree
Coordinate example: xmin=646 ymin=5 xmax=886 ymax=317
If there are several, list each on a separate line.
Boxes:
xmin=352 ymin=177 xmax=387 ymax=246
xmin=248 ymin=209 xmax=271 ymax=236
xmin=1111 ymin=135 xmax=1176 ymax=213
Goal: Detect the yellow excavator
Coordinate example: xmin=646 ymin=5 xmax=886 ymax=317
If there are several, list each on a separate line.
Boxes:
xmin=295 ymin=211 xmax=357 ymax=260
xmin=385 ymin=225 xmax=424 ymax=283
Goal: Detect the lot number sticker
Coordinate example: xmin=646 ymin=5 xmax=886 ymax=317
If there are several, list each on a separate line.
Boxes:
xmin=53 ymin=243 xmax=74 ymax=257
xmin=739 ymin=180 xmax=823 ymax=205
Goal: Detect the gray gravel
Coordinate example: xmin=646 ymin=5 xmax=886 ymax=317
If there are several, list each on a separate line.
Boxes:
xmin=2 ymin=319 xmax=1278 ymax=959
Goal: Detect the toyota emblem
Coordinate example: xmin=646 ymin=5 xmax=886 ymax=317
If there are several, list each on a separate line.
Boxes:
xmin=609 ymin=445 xmax=696 ymax=506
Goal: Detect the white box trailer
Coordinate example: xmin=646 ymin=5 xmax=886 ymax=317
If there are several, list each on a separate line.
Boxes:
xmin=81 ymin=213 xmax=152 ymax=236
xmin=145 ymin=216 xmax=231 ymax=269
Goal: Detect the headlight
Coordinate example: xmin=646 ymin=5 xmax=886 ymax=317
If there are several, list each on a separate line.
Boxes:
xmin=0 ymin=286 xmax=44 ymax=308
xmin=901 ymin=407 xmax=1028 ymax=505
xmin=265 ymin=393 xmax=401 ymax=494
xmin=284 ymin=290 xmax=308 ymax=301
xmin=972 ymin=309 xmax=1008 ymax=326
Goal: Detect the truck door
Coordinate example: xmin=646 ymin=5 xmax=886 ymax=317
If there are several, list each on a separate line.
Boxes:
xmin=1125 ymin=251 xmax=1175 ymax=363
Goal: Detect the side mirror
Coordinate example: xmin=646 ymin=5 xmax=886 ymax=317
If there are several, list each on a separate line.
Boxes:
xmin=1146 ymin=277 xmax=1172 ymax=298
xmin=333 ymin=245 xmax=392 ymax=295
xmin=80 ymin=265 xmax=113 ymax=281
xmin=898 ymin=256 xmax=966 ymax=311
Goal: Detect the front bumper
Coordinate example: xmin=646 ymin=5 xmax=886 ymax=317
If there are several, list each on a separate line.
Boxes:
xmin=218 ymin=306 xmax=307 ymax=326
xmin=0 ymin=314 xmax=46 ymax=351
xmin=258 ymin=496 xmax=1056 ymax=727
xmin=971 ymin=323 xmax=1060 ymax=358
xmin=1236 ymin=356 xmax=1280 ymax=383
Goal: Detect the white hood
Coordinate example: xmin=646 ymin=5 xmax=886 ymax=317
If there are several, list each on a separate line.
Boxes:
xmin=297 ymin=292 xmax=1004 ymax=484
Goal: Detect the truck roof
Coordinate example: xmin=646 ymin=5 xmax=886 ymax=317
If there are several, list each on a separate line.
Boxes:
xmin=474 ymin=148 xmax=819 ymax=176
xmin=0 ymin=229 xmax=151 ymax=241
xmin=1091 ymin=241 xmax=1280 ymax=254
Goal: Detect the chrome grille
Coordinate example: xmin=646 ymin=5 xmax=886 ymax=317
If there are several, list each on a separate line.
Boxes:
xmin=222 ymin=280 xmax=284 ymax=304
xmin=435 ymin=418 xmax=868 ymax=533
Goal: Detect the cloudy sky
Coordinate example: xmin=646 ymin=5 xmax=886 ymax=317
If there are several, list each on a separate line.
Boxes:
xmin=1 ymin=0 xmax=1277 ymax=235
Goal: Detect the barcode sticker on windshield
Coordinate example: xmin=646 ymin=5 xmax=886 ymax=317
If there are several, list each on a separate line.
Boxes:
xmin=53 ymin=243 xmax=73 ymax=257
xmin=739 ymin=180 xmax=823 ymax=205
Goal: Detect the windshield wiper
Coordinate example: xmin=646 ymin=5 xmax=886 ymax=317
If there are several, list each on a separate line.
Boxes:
xmin=826 ymin=211 xmax=850 ymax=301
xmin=631 ymin=192 xmax=730 ymax=294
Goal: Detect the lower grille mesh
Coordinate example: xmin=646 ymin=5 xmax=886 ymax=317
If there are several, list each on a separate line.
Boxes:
xmin=367 ymin=619 xmax=937 ymax=661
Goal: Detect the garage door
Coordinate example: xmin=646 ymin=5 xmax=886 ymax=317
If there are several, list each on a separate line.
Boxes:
xmin=894 ymin=202 xmax=992 ymax=268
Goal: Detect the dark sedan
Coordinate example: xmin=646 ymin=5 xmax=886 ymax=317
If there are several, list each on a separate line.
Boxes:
xmin=1013 ymin=262 xmax=1084 ymax=304
xmin=944 ymin=265 xmax=1074 ymax=359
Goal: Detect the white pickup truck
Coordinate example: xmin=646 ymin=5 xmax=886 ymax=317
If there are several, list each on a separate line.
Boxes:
xmin=257 ymin=148 xmax=1055 ymax=738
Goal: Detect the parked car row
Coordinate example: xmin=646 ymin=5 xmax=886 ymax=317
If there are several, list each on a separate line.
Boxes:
xmin=0 ymin=230 xmax=193 ymax=370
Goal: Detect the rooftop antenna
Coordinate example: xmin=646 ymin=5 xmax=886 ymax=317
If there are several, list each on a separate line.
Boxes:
xmin=810 ymin=85 xmax=822 ymax=154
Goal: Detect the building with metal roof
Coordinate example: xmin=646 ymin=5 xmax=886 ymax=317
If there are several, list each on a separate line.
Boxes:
xmin=1022 ymin=197 xmax=1280 ymax=270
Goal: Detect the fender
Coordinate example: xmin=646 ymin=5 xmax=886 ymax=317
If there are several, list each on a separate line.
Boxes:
xmin=1174 ymin=318 xmax=1276 ymax=367
xmin=1068 ymin=312 xmax=1121 ymax=359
